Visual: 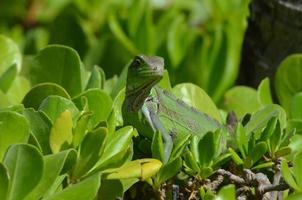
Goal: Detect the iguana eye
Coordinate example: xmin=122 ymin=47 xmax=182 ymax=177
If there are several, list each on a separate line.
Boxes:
xmin=132 ymin=58 xmax=142 ymax=68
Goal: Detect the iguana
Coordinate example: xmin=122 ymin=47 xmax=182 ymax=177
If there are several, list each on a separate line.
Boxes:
xmin=122 ymin=55 xmax=221 ymax=164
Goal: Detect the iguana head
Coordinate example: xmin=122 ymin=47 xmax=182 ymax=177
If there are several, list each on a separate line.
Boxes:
xmin=125 ymin=55 xmax=164 ymax=112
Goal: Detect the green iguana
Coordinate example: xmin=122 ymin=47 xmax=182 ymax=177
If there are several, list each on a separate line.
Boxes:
xmin=122 ymin=55 xmax=221 ymax=163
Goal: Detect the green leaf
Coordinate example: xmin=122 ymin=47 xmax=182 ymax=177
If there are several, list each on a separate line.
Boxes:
xmin=170 ymin=133 xmax=191 ymax=162
xmin=109 ymin=88 xmax=125 ymax=131
xmin=183 ymin=151 xmax=200 ymax=173
xmin=73 ymin=89 xmax=112 ymax=129
xmin=49 ymin=110 xmax=73 ymax=153
xmin=1 ymin=76 xmax=30 ymax=107
xmin=98 ymin=180 xmax=123 ymax=200
xmin=289 ymin=135 xmax=302 ymax=156
xmin=259 ymin=117 xmax=278 ymax=142
xmin=44 ymin=173 xmax=101 ymax=200
xmin=29 ymin=45 xmax=83 ymax=97
xmin=228 ymin=148 xmax=244 ymax=165
xmin=24 ymin=149 xmax=77 ymax=200
xmin=290 ymin=92 xmax=302 ymax=120
xmin=293 ymin=151 xmax=302 ymax=188
xmin=104 ymin=158 xmax=162 ymax=181
xmin=269 ymin=121 xmax=282 ymax=153
xmin=173 ymin=83 xmax=222 ymax=122
xmin=0 ymin=163 xmax=9 ymax=200
xmin=3 ymin=144 xmax=43 ymax=200
xmin=216 ymin=184 xmax=235 ymax=200
xmin=72 ymin=128 xmax=107 ymax=179
xmin=275 ymin=54 xmax=302 ymax=111
xmin=244 ymin=142 xmax=267 ymax=168
xmin=235 ymin=123 xmax=248 ymax=159
xmin=244 ymin=104 xmax=287 ymax=136
xmin=155 ymin=157 xmax=182 ymax=186
xmin=39 ymin=95 xmax=79 ymax=123
xmin=23 ymin=83 xmax=70 ymax=110
xmin=198 ymin=132 xmax=216 ymax=167
xmin=286 ymin=193 xmax=302 ymax=200
xmin=157 ymin=70 xmax=172 ymax=92
xmin=252 ymin=162 xmax=274 ymax=170
xmin=257 ymin=78 xmax=273 ymax=106
xmin=48 ymin=11 xmax=88 ymax=58
xmin=167 ymin=15 xmax=194 ymax=68
xmin=281 ymin=159 xmax=300 ymax=191
xmin=151 ymin=131 xmax=165 ymax=162
xmin=222 ymin=86 xmax=261 ymax=118
xmin=72 ymin=111 xmax=93 ymax=147
xmin=24 ymin=109 xmax=52 ymax=154
xmin=0 ymin=111 xmax=30 ymax=160
xmin=108 ymin=12 xmax=138 ymax=55
xmin=85 ymin=66 xmax=105 ymax=90
xmin=0 ymin=35 xmax=22 ymax=76
xmin=288 ymin=119 xmax=302 ymax=135
xmin=0 ymin=64 xmax=17 ymax=93
xmin=94 ymin=126 xmax=134 ymax=170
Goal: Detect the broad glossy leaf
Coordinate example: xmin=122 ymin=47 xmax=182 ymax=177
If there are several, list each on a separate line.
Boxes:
xmin=216 ymin=185 xmax=235 ymax=200
xmin=293 ymin=151 xmax=302 ymax=188
xmin=170 ymin=133 xmax=191 ymax=162
xmin=244 ymin=142 xmax=267 ymax=168
xmin=85 ymin=66 xmax=105 ymax=90
xmin=24 ymin=149 xmax=77 ymax=200
xmin=72 ymin=111 xmax=93 ymax=147
xmin=0 ymin=111 xmax=30 ymax=160
xmin=289 ymin=135 xmax=302 ymax=156
xmin=257 ymin=78 xmax=273 ymax=106
xmin=244 ymin=104 xmax=286 ymax=136
xmin=39 ymin=95 xmax=79 ymax=123
xmin=281 ymin=159 xmax=300 ymax=191
xmin=155 ymin=157 xmax=182 ymax=186
xmin=275 ymin=54 xmax=302 ymax=111
xmin=222 ymin=86 xmax=261 ymax=118
xmin=98 ymin=180 xmax=123 ymax=200
xmin=104 ymin=159 xmax=162 ymax=181
xmin=3 ymin=76 xmax=30 ymax=106
xmin=24 ymin=109 xmax=52 ymax=154
xmin=73 ymin=89 xmax=112 ymax=129
xmin=198 ymin=132 xmax=216 ymax=167
xmin=72 ymin=128 xmax=107 ymax=179
xmin=0 ymin=163 xmax=8 ymax=200
xmin=0 ymin=64 xmax=17 ymax=93
xmin=3 ymin=144 xmax=43 ymax=200
xmin=151 ymin=131 xmax=164 ymax=162
xmin=109 ymin=88 xmax=125 ymax=130
xmin=173 ymin=83 xmax=222 ymax=122
xmin=290 ymin=92 xmax=302 ymax=120
xmin=288 ymin=119 xmax=302 ymax=135
xmin=0 ymin=35 xmax=21 ymax=75
xmin=49 ymin=110 xmax=73 ymax=153
xmin=23 ymin=83 xmax=70 ymax=110
xmin=44 ymin=172 xmax=101 ymax=200
xmin=29 ymin=45 xmax=82 ymax=97
xmin=95 ymin=126 xmax=134 ymax=169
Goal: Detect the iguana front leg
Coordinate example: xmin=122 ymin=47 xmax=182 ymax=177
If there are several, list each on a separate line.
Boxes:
xmin=142 ymin=101 xmax=173 ymax=164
